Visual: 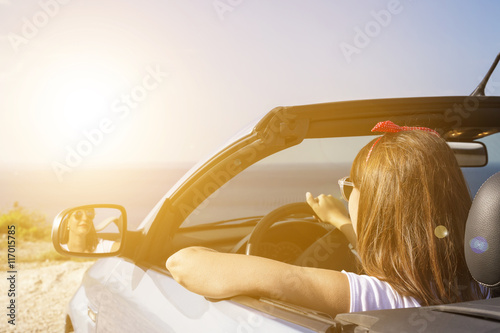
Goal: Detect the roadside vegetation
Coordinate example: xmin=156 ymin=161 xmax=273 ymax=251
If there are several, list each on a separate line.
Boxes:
xmin=0 ymin=202 xmax=51 ymax=240
xmin=0 ymin=202 xmax=94 ymax=262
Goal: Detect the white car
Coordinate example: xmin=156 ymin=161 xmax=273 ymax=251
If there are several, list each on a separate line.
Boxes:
xmin=52 ymin=55 xmax=500 ymax=333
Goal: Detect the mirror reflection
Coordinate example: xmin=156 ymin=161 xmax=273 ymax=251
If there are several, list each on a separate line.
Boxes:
xmin=60 ymin=207 xmax=123 ymax=254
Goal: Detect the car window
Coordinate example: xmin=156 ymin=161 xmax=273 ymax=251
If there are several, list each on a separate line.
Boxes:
xmin=181 ymin=136 xmax=376 ymax=228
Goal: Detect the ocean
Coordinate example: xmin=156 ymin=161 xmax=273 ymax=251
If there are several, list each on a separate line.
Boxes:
xmin=0 ymin=166 xmax=190 ymax=230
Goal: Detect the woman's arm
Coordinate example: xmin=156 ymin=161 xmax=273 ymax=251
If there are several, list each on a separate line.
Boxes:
xmin=166 ymin=246 xmax=350 ymax=317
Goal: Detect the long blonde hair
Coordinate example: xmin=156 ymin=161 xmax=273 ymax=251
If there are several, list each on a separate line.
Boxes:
xmin=351 ymin=130 xmax=485 ymax=305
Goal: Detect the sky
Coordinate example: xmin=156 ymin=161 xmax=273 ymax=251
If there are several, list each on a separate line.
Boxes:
xmin=1 ymin=0 xmax=500 ymax=176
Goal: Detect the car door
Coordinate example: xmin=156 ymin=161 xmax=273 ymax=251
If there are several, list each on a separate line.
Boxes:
xmin=95 ymin=257 xmax=329 ymax=332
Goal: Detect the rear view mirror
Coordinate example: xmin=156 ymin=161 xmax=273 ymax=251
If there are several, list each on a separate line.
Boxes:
xmin=448 ymin=142 xmax=488 ymax=167
xmin=52 ymin=204 xmax=126 ymax=257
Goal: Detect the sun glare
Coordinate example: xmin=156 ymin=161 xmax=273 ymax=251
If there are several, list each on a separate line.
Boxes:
xmin=62 ymin=86 xmax=108 ymax=132
xmin=34 ymin=59 xmax=127 ymax=142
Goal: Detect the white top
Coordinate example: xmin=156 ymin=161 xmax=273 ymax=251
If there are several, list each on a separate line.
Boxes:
xmin=95 ymin=239 xmax=115 ymax=252
xmin=342 ymin=271 xmax=421 ymax=312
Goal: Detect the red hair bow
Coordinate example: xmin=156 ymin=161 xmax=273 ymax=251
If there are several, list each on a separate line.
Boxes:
xmin=366 ymin=121 xmax=440 ymax=162
xmin=371 ymin=120 xmax=440 ymax=136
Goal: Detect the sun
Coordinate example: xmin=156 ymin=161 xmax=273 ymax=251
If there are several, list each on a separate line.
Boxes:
xmin=34 ymin=59 xmax=127 ymax=140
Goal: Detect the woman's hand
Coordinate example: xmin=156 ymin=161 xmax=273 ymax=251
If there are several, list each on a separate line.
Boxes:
xmin=306 ymin=192 xmax=357 ymax=248
xmin=306 ymin=192 xmax=350 ymax=228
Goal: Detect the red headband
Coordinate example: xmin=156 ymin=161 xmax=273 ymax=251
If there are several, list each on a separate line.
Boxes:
xmin=366 ymin=121 xmax=440 ymax=162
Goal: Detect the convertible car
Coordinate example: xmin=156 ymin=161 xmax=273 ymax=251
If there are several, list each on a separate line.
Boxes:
xmin=53 ymin=58 xmax=500 ymax=332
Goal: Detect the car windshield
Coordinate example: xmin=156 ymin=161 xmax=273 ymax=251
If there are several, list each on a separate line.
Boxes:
xmin=181 ymin=136 xmax=376 ymax=228
xmin=180 ymin=132 xmax=500 ymax=228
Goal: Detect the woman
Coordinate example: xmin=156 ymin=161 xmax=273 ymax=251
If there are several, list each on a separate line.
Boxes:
xmin=166 ymin=121 xmax=487 ymax=316
xmin=60 ymin=208 xmax=98 ymax=253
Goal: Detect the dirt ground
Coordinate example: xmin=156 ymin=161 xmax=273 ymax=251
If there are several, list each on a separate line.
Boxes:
xmin=1 ymin=240 xmax=95 ymax=333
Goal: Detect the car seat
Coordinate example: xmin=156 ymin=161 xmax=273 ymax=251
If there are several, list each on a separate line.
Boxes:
xmin=465 ymin=171 xmax=500 ymax=298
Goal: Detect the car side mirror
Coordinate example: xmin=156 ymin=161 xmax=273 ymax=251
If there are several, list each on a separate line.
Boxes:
xmin=52 ymin=204 xmax=127 ymax=257
xmin=448 ymin=141 xmax=488 ymax=167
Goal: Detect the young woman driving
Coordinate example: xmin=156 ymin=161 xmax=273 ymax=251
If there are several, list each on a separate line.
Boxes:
xmin=166 ymin=121 xmax=487 ymax=316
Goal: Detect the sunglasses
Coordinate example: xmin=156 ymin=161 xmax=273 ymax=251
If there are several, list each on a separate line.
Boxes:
xmin=338 ymin=176 xmax=354 ymax=201
xmin=73 ymin=209 xmax=95 ymax=220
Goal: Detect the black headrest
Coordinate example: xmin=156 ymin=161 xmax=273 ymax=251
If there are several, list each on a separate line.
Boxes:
xmin=465 ymin=172 xmax=500 ymax=290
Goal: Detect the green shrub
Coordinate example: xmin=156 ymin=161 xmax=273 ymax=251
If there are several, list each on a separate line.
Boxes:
xmin=0 ymin=202 xmax=51 ymax=241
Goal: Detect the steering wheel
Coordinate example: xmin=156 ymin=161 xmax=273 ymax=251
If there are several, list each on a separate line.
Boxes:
xmin=246 ymin=202 xmax=314 ymax=255
xmin=245 ymin=202 xmax=359 ymax=272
